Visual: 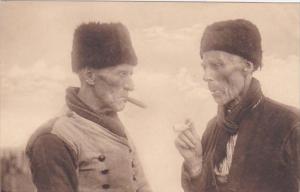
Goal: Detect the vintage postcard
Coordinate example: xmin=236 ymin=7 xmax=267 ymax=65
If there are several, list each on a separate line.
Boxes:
xmin=0 ymin=1 xmax=299 ymax=192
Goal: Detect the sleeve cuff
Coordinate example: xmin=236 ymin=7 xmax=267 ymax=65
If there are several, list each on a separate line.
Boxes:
xmin=183 ymin=160 xmax=202 ymax=178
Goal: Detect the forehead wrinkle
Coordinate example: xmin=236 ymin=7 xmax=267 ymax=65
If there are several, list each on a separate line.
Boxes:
xmin=223 ymin=51 xmax=248 ymax=66
xmin=202 ymin=53 xmax=223 ymax=67
xmin=219 ymin=52 xmax=236 ymax=66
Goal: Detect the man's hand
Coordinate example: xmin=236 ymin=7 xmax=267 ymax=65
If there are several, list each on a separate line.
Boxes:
xmin=174 ymin=119 xmax=203 ymax=176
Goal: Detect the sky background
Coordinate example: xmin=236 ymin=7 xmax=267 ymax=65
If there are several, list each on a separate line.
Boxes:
xmin=0 ymin=2 xmax=299 ymax=191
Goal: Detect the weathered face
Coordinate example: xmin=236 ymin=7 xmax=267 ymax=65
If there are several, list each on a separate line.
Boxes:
xmin=201 ymin=50 xmax=248 ymax=105
xmin=92 ymin=64 xmax=135 ymax=112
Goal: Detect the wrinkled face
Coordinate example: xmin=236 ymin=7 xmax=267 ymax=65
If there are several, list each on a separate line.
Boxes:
xmin=201 ymin=51 xmax=248 ymax=105
xmin=92 ymin=64 xmax=135 ymax=112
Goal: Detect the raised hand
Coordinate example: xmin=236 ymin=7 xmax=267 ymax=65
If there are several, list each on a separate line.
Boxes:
xmin=174 ymin=119 xmax=203 ymax=175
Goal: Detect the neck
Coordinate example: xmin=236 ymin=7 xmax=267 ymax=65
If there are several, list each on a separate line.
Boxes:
xmin=240 ymin=76 xmax=253 ymax=99
xmin=77 ymin=86 xmax=112 ymax=115
xmin=226 ymin=76 xmax=253 ymax=108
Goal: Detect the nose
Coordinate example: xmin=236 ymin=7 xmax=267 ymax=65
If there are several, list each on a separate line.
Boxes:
xmin=203 ymin=68 xmax=214 ymax=82
xmin=124 ymin=77 xmax=135 ymax=91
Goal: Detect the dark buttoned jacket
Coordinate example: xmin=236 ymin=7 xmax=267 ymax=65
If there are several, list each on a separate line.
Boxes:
xmin=182 ymin=97 xmax=300 ymax=192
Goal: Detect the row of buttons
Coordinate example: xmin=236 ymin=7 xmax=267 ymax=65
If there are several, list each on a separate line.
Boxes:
xmin=101 ymin=167 xmax=110 ymax=189
xmin=132 ymin=160 xmax=137 ymax=181
xmin=97 ymin=154 xmax=136 ymax=189
xmin=97 ymin=155 xmax=110 ymax=189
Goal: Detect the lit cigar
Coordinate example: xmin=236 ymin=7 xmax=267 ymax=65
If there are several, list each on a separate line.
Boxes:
xmin=127 ymin=97 xmax=147 ymax=109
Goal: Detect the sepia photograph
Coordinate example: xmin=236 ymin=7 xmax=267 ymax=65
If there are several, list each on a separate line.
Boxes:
xmin=0 ymin=1 xmax=299 ymax=192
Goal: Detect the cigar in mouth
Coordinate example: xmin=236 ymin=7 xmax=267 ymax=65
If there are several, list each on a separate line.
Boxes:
xmin=127 ymin=97 xmax=147 ymax=109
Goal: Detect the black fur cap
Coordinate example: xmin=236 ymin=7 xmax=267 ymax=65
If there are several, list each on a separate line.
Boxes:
xmin=200 ymin=19 xmax=262 ymax=71
xmin=71 ymin=22 xmax=137 ymax=73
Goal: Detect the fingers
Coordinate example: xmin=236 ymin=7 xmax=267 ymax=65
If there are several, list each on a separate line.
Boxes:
xmin=178 ymin=132 xmax=196 ymax=149
xmin=185 ymin=118 xmax=193 ymax=129
xmin=175 ymin=128 xmax=199 ymax=150
xmin=183 ymin=129 xmax=196 ymax=146
xmin=185 ymin=119 xmax=200 ymax=138
xmin=190 ymin=124 xmax=199 ymax=138
xmin=175 ymin=136 xmax=191 ymax=150
xmin=174 ymin=119 xmax=201 ymax=150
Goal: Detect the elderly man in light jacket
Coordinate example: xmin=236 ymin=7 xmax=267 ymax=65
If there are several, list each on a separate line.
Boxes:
xmin=26 ymin=22 xmax=152 ymax=192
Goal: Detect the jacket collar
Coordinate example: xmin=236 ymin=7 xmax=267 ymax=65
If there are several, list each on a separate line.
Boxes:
xmin=217 ymin=77 xmax=263 ymax=135
xmin=65 ymin=87 xmax=127 ymax=138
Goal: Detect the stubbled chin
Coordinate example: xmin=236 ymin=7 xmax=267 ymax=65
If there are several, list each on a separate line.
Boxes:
xmin=212 ymin=95 xmax=228 ymax=105
xmin=113 ymin=101 xmax=126 ymax=112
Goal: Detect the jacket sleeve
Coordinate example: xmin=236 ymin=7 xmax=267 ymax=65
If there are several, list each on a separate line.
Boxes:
xmin=283 ymin=121 xmax=300 ymax=191
xmin=181 ymin=162 xmax=204 ymax=192
xmin=295 ymin=124 xmax=300 ymax=189
xmin=27 ymin=133 xmax=78 ymax=192
xmin=181 ymin=117 xmax=217 ymax=192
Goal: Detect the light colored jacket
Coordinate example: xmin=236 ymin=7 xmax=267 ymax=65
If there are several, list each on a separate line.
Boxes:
xmin=53 ymin=109 xmax=151 ymax=192
xmin=27 ymin=107 xmax=152 ymax=192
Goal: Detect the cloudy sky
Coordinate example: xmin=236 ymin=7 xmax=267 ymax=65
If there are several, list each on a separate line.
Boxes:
xmin=0 ymin=2 xmax=299 ymax=191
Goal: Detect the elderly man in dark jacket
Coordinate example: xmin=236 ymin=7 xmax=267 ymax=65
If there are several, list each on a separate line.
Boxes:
xmin=175 ymin=19 xmax=300 ymax=192
xmin=26 ymin=22 xmax=152 ymax=192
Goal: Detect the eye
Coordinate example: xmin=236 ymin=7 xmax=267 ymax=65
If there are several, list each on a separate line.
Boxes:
xmin=202 ymin=61 xmax=223 ymax=71
xmin=119 ymin=71 xmax=129 ymax=77
xmin=211 ymin=62 xmax=223 ymax=69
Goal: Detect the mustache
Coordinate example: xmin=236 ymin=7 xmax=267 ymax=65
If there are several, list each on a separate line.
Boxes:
xmin=126 ymin=97 xmax=147 ymax=109
xmin=95 ymin=75 xmax=146 ymax=108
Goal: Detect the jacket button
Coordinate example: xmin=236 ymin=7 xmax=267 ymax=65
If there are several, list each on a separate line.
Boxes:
xmin=102 ymin=184 xmax=110 ymax=189
xmin=133 ymin=175 xmax=136 ymax=181
xmin=129 ymin=148 xmax=132 ymax=153
xmin=132 ymin=161 xmax=135 ymax=168
xmin=98 ymin=155 xmax=106 ymax=162
xmin=101 ymin=169 xmax=109 ymax=174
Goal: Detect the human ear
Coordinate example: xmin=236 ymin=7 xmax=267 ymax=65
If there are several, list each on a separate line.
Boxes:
xmin=243 ymin=61 xmax=254 ymax=74
xmin=84 ymin=68 xmax=96 ymax=85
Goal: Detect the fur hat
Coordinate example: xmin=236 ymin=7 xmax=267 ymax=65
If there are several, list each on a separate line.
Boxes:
xmin=200 ymin=19 xmax=262 ymax=70
xmin=71 ymin=22 xmax=137 ymax=73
